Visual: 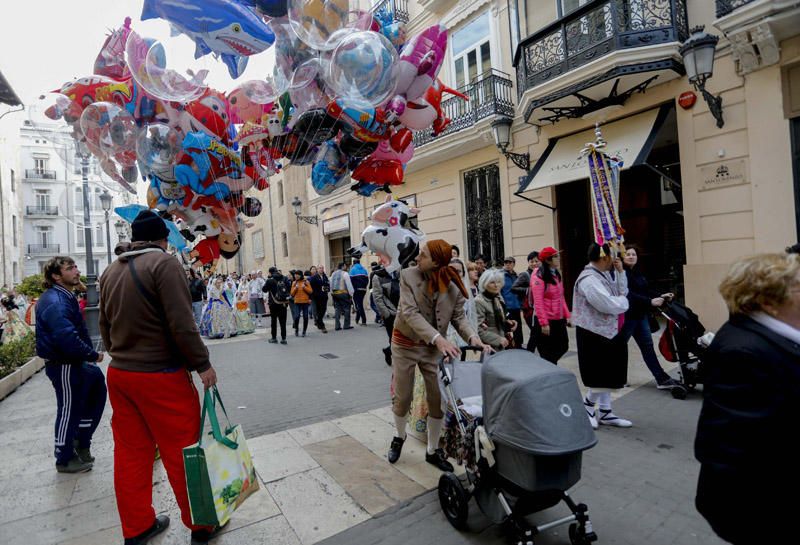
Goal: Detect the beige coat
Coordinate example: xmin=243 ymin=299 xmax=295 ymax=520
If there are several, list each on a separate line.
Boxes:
xmin=474 ymin=294 xmax=508 ymax=350
xmin=393 ymin=266 xmax=477 ymax=346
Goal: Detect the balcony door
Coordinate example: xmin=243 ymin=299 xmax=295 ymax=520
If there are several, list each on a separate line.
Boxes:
xmin=464 ymin=164 xmax=504 ymax=264
xmin=452 ymin=11 xmax=494 ymax=118
xmin=37 ymin=226 xmax=53 ymax=247
xmin=34 ymin=157 xmax=49 ymax=174
xmin=35 ymin=190 xmax=51 ymax=210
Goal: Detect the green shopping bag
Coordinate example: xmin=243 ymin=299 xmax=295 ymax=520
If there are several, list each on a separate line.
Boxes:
xmin=183 ymin=386 xmax=260 ymax=527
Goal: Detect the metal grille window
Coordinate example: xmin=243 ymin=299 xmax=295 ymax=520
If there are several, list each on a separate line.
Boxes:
xmin=252 ymin=230 xmax=265 ymax=259
xmin=277 ymin=181 xmax=284 ymax=207
xmin=281 ymin=231 xmax=288 ymax=257
xmin=463 ymin=164 xmax=504 ymax=265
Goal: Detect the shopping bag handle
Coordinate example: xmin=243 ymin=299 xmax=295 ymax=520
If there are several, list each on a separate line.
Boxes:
xmin=199 ymin=387 xmax=238 ymax=450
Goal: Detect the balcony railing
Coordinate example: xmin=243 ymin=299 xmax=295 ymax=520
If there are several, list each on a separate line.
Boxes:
xmin=373 ymin=0 xmax=409 ymax=24
xmin=515 ymin=0 xmax=689 ymax=98
xmin=25 ymin=169 xmax=57 ymax=180
xmin=27 ymin=243 xmax=61 ymax=255
xmin=26 ymin=206 xmax=58 ymax=216
xmin=413 ymin=69 xmax=515 ymax=148
xmin=716 ymin=0 xmax=757 ymax=18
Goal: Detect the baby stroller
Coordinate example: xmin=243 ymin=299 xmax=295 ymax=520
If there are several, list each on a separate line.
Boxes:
xmin=438 ymin=348 xmax=598 ymax=545
xmin=658 ymin=301 xmax=713 ymax=398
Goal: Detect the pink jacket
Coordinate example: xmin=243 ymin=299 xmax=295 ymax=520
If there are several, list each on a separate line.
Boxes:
xmin=531 ymin=269 xmax=571 ymax=326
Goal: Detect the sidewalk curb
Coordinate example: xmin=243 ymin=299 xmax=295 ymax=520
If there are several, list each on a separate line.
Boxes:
xmin=0 ymin=356 xmax=44 ymax=401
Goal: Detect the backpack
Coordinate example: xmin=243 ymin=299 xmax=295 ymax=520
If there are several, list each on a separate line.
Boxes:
xmin=273 ymin=279 xmax=290 ymax=303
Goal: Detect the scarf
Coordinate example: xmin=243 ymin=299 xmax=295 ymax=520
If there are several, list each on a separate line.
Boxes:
xmin=426 ymin=240 xmax=468 ymax=298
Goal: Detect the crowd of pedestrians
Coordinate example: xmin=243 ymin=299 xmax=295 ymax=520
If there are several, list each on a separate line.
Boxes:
xmin=24 ymin=208 xmax=800 ymax=545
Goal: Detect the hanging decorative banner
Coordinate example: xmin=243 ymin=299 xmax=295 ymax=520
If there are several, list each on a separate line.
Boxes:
xmin=580 ymin=124 xmax=625 ymax=254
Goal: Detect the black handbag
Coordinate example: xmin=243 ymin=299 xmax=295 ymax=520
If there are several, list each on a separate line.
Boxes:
xmin=648 ymin=312 xmax=661 ymax=333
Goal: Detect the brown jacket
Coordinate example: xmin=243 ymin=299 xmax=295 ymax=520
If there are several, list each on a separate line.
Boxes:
xmin=290 ymin=279 xmax=313 ymax=304
xmin=393 ymin=266 xmax=476 ymax=346
xmin=99 ymin=242 xmax=210 ymax=373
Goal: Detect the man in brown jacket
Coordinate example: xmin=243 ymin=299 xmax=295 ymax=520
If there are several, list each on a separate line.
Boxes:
xmin=99 ymin=210 xmax=218 ymax=545
xmin=388 ymin=240 xmax=491 ymax=470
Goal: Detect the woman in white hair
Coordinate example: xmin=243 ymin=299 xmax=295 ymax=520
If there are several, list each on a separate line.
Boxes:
xmin=474 ymin=268 xmax=518 ymax=351
xmin=446 ymin=258 xmax=478 ymax=347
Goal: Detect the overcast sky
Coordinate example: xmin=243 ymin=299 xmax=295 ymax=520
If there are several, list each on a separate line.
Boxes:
xmin=0 ymin=0 xmax=276 ymax=141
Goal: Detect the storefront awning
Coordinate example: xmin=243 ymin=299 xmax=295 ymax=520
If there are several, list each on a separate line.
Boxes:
xmin=516 ymin=105 xmax=670 ymax=195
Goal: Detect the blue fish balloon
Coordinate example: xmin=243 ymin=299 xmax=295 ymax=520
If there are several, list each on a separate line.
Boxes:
xmin=141 ymin=0 xmax=275 ymax=79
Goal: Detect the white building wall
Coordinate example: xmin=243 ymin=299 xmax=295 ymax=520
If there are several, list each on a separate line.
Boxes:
xmin=0 ymin=133 xmax=24 ymax=288
xmin=19 ymin=120 xmax=131 ymax=279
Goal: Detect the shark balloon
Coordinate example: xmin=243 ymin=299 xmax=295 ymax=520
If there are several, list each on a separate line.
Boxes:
xmin=140 ymin=0 xmax=275 ymax=79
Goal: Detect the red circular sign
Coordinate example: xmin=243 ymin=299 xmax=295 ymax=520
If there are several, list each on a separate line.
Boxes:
xmin=679 ymin=91 xmax=697 ymax=109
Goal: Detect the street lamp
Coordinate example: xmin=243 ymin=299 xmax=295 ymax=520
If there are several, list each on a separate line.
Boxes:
xmin=114 ymin=219 xmax=127 ymax=242
xmin=291 ymin=196 xmax=318 ymax=228
xmin=99 ymin=189 xmax=113 ymax=265
xmin=492 ymin=116 xmax=530 ymax=171
xmin=680 ymin=25 xmax=723 ymax=128
xmin=75 ymin=140 xmax=101 ymax=349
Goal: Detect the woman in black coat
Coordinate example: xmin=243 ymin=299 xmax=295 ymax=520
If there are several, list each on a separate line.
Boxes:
xmin=620 ymin=246 xmax=682 ymax=389
xmin=694 ymin=252 xmax=800 ymax=544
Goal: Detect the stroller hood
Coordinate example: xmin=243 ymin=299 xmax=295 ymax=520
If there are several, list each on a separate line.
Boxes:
xmin=482 ymin=351 xmax=597 ymax=456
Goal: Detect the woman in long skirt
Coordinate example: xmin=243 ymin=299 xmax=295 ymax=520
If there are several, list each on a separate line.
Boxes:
xmin=200 ymin=277 xmax=236 ymax=339
xmin=234 ymin=288 xmax=255 ymax=334
xmin=571 ymin=243 xmax=632 ymax=429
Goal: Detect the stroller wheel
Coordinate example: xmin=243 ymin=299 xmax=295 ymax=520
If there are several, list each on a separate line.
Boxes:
xmin=671 ymin=386 xmax=688 ymax=400
xmin=569 ymin=523 xmax=596 ymax=545
xmin=438 ymin=473 xmax=469 ymax=530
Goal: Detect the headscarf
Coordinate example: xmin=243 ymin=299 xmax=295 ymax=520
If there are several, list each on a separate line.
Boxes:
xmin=426 ymin=240 xmax=468 ymax=298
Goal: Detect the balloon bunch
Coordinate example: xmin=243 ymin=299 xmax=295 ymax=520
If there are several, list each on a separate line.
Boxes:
xmin=38 ymin=0 xmax=465 ymax=272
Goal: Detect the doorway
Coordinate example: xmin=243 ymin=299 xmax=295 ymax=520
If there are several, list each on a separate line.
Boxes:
xmin=327 ymin=235 xmax=352 ymax=272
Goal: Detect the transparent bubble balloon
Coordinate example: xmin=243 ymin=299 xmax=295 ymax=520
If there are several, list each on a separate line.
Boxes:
xmin=327 ymin=31 xmax=398 ymax=108
xmin=136 ymin=123 xmax=181 ymax=179
xmin=271 ymin=16 xmax=315 ymax=76
xmin=289 ymin=58 xmax=330 ymax=119
xmin=80 ymin=102 xmax=139 ymax=168
xmin=288 ymin=0 xmax=351 ymax=50
xmin=125 ymin=28 xmax=209 ymax=102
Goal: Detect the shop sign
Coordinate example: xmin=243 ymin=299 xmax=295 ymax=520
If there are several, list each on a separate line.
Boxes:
xmin=699 ymin=159 xmax=748 ymax=191
xmin=678 ymin=91 xmax=697 ymax=109
xmin=322 ymin=213 xmax=350 ymax=235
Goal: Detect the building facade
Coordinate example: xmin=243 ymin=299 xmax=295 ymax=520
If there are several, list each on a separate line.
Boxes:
xmin=0 ymin=134 xmax=24 ymax=288
xmin=232 ymin=0 xmax=800 ymax=330
xmin=19 ymin=119 xmax=130 ymax=279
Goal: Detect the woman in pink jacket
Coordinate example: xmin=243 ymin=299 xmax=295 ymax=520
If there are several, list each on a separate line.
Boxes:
xmin=531 ymin=247 xmax=571 ymax=363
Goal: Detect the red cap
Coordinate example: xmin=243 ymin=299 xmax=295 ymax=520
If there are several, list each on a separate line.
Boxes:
xmin=539 ymin=247 xmax=559 ymax=261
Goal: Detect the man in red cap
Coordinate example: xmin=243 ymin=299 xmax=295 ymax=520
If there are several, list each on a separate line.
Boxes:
xmin=387 ymin=239 xmax=491 ymax=470
xmin=99 ymin=210 xmax=219 ymax=545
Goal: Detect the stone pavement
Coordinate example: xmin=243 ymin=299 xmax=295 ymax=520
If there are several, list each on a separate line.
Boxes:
xmin=0 ymin=326 xmax=724 ymax=545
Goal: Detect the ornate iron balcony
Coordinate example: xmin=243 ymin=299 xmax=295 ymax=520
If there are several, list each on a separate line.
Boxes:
xmin=716 ymin=0 xmax=757 ymax=18
xmin=514 ymin=0 xmax=689 ymax=99
xmin=413 ymin=69 xmax=515 ymax=148
xmin=373 ymin=0 xmax=409 ymax=24
xmin=25 ymin=206 xmax=58 ymax=216
xmin=25 ymin=169 xmax=57 ymax=180
xmin=27 ymin=243 xmax=61 ymax=255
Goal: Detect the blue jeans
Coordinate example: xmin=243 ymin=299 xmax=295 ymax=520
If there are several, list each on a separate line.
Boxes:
xmin=192 ymin=301 xmax=204 ymax=326
xmin=620 ymin=316 xmax=670 ymax=383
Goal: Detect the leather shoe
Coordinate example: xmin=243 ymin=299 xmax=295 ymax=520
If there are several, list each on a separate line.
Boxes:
xmin=425 ymin=448 xmax=454 ymax=472
xmin=124 ymin=515 xmax=170 ymax=545
xmin=387 ymin=436 xmax=405 ymax=464
xmin=190 ymin=525 xmax=224 ymax=545
xmin=383 ymin=346 xmax=392 ymax=366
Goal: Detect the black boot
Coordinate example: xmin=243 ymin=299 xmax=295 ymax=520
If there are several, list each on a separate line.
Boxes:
xmin=124 ymin=515 xmax=170 ymax=545
xmin=387 ymin=436 xmax=405 ymax=464
xmin=425 ymin=448 xmax=454 ymax=472
xmin=383 ymin=346 xmax=392 ymax=366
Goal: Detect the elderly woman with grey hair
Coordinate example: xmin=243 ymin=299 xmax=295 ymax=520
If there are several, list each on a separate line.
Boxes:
xmin=694 ymin=252 xmax=800 ymax=545
xmin=474 ymin=268 xmax=517 ymax=351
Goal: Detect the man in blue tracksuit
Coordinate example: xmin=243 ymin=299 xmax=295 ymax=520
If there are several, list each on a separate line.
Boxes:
xmin=36 ymin=256 xmax=106 ymax=473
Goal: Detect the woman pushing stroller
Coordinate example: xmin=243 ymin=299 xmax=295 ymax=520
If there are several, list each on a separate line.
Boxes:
xmin=387 ymin=240 xmax=492 ymax=471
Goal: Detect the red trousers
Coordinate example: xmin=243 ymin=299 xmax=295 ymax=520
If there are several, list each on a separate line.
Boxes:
xmin=107 ymin=367 xmax=212 ymax=538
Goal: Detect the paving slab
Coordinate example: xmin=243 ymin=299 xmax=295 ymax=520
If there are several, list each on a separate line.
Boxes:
xmin=247 ymin=430 xmax=320 ymax=484
xmin=287 ymin=420 xmax=347 ymax=446
xmin=305 ymin=435 xmax=425 ymax=516
xmin=267 ymin=467 xmax=370 ymax=545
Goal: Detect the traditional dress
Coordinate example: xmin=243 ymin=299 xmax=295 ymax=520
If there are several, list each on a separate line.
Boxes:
xmin=234 ymin=290 xmax=255 ymax=334
xmin=199 ymin=285 xmax=236 ymax=339
xmin=1 ymin=306 xmax=32 ymax=343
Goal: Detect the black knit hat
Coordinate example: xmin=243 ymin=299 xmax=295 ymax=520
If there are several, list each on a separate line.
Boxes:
xmin=131 ymin=210 xmax=169 ymax=242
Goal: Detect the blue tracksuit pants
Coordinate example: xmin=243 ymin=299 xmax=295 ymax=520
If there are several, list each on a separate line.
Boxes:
xmin=45 ymin=362 xmax=107 ymax=465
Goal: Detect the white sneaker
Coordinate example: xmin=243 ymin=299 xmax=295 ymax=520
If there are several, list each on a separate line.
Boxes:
xmin=598 ymin=409 xmax=632 ymax=428
xmin=584 ymin=398 xmax=598 ymax=430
